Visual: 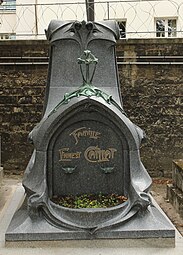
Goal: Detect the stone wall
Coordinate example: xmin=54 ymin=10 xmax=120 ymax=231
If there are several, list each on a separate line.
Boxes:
xmin=0 ymin=40 xmax=48 ymax=173
xmin=117 ymin=39 xmax=183 ymax=176
xmin=0 ymin=39 xmax=182 ymax=176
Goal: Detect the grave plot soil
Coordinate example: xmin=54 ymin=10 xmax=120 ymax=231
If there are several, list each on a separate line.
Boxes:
xmin=51 ymin=193 xmax=128 ymax=209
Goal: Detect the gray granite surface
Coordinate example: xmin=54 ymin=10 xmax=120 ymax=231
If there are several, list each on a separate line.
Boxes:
xmin=6 ymin=196 xmax=175 ymax=241
xmin=5 ymin=20 xmax=175 ymax=242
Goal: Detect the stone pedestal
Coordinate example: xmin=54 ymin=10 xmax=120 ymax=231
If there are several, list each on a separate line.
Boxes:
xmin=167 ymin=159 xmax=183 ymax=218
xmin=5 ymin=196 xmax=175 ymax=243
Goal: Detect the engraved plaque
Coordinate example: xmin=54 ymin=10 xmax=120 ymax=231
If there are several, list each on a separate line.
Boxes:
xmin=49 ymin=114 xmax=128 ymax=196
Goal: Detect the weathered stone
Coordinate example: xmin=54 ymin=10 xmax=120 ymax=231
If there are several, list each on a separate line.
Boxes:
xmin=172 ymin=159 xmax=183 ymax=192
xmin=167 ymin=160 xmax=183 ymax=218
xmin=167 ymin=184 xmax=183 ymax=218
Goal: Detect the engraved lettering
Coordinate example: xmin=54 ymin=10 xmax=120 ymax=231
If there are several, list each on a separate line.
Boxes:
xmin=69 ymin=127 xmax=101 ymax=145
xmin=59 ymin=148 xmax=81 ymax=162
xmin=84 ymin=146 xmax=117 ymax=163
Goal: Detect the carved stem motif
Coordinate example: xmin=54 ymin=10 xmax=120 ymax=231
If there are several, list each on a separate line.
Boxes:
xmin=78 ymin=50 xmax=98 ymax=85
xmin=48 ymin=50 xmax=126 ymax=117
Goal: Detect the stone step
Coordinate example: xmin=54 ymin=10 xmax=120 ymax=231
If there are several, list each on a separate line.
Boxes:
xmin=172 ymin=159 xmax=183 ymax=192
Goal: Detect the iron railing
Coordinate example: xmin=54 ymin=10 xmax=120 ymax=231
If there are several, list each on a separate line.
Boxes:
xmin=0 ymin=0 xmax=183 ymax=39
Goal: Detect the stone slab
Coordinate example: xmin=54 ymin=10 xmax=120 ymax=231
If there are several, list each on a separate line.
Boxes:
xmin=6 ymin=237 xmax=175 ymax=248
xmin=5 ymin=195 xmax=175 ymax=246
xmin=2 ymin=182 xmax=183 ymax=254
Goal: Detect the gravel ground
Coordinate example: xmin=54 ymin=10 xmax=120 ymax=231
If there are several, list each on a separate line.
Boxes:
xmin=151 ymin=178 xmax=183 ymax=236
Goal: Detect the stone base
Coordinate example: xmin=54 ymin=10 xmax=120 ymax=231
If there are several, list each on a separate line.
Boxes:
xmin=6 ymin=237 xmax=175 ymax=248
xmin=167 ymin=183 xmax=183 ymax=218
xmin=5 ymin=197 xmax=175 ymax=246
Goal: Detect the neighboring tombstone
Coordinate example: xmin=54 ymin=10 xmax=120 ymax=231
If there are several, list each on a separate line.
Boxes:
xmin=167 ymin=159 xmax=183 ymax=218
xmin=6 ymin=20 xmax=175 ymax=243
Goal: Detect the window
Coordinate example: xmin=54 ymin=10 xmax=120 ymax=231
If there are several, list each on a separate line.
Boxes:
xmin=0 ymin=0 xmax=16 ymax=11
xmin=117 ymin=20 xmax=126 ymax=39
xmin=156 ymin=18 xmax=177 ymax=37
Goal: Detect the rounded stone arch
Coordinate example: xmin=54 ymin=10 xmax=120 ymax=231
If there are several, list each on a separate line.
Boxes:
xmin=23 ymin=98 xmax=144 ymax=198
xmin=44 ymin=98 xmax=140 ymax=199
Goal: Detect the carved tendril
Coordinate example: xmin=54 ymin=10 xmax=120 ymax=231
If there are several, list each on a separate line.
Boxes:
xmin=78 ymin=50 xmax=98 ymax=85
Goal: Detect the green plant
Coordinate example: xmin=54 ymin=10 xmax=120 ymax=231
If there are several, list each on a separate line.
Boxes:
xmin=51 ymin=193 xmax=127 ymax=209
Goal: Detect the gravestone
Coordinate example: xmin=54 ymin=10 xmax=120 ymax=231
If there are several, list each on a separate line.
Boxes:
xmin=167 ymin=159 xmax=183 ymax=218
xmin=6 ymin=20 xmax=175 ymax=242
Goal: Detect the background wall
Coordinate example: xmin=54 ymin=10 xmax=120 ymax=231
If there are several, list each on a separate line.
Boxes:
xmin=0 ymin=39 xmax=182 ymax=177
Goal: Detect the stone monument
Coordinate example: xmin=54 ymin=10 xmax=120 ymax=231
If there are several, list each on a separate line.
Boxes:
xmin=167 ymin=159 xmax=183 ymax=218
xmin=6 ymin=20 xmax=175 ymax=242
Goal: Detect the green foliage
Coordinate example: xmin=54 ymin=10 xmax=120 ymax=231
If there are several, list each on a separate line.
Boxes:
xmin=51 ymin=193 xmax=127 ymax=209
